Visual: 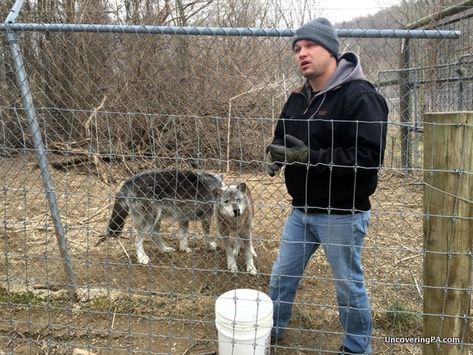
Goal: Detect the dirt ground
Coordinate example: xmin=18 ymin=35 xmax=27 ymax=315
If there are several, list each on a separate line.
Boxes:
xmin=0 ymin=154 xmax=470 ymax=354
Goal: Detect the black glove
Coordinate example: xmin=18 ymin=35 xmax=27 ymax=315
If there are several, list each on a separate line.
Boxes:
xmin=264 ymin=151 xmax=282 ymax=177
xmin=268 ymin=134 xmax=308 ymax=164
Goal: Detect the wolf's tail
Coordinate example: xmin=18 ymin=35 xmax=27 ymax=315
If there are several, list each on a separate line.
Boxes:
xmin=96 ymin=195 xmax=129 ymax=246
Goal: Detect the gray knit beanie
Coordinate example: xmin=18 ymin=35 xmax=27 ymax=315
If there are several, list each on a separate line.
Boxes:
xmin=292 ymin=17 xmax=339 ymax=58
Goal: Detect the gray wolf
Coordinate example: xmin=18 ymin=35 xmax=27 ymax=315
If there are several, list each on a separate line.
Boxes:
xmin=100 ymin=169 xmax=223 ymax=264
xmin=214 ymin=183 xmax=257 ymax=275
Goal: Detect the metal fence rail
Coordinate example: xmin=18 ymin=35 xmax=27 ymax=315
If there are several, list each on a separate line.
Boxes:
xmin=0 ymin=22 xmax=461 ymax=38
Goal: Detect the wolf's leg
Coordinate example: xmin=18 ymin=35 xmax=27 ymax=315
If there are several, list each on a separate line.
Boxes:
xmin=150 ymin=211 xmax=175 ymax=253
xmin=134 ymin=216 xmax=150 ymax=265
xmin=178 ymin=220 xmax=192 ymax=253
xmin=250 ymin=243 xmax=257 ymax=257
xmin=135 ymin=230 xmax=150 ymax=265
xmin=223 ymin=236 xmax=238 ymax=273
xmin=201 ymin=217 xmax=216 ymax=250
xmin=131 ymin=210 xmax=152 ymax=265
xmin=233 ymin=237 xmax=241 ymax=259
xmin=243 ymin=236 xmax=257 ymax=275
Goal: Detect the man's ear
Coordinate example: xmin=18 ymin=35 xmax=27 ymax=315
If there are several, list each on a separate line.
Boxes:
xmin=237 ymin=183 xmax=247 ymax=193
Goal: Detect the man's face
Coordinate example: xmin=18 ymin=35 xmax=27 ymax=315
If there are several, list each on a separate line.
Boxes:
xmin=293 ymin=40 xmax=333 ymax=80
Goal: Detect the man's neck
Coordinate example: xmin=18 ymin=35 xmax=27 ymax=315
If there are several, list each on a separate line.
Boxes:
xmin=308 ymin=58 xmax=338 ymax=92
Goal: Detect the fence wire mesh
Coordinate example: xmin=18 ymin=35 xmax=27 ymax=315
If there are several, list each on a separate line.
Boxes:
xmin=1 ymin=1 xmax=472 ymax=354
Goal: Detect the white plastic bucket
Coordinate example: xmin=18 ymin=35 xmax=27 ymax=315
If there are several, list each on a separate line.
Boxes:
xmin=215 ymin=288 xmax=273 ymax=355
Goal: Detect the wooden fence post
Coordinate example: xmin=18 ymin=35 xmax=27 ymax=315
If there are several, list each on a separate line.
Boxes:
xmin=423 ymin=112 xmax=472 ymax=354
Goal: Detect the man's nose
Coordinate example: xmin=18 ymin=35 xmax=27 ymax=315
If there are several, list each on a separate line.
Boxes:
xmin=298 ymin=47 xmax=308 ymax=58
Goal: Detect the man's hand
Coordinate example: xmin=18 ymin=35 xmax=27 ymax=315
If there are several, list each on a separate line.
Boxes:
xmin=268 ymin=135 xmax=308 ymax=164
xmin=264 ymin=151 xmax=282 ymax=177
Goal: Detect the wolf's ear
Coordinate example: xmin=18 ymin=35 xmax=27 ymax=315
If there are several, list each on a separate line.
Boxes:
xmin=213 ymin=187 xmax=223 ymax=197
xmin=237 ymin=183 xmax=247 ymax=193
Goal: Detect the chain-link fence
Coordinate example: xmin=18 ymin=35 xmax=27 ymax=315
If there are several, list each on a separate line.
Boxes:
xmin=1 ymin=0 xmax=472 ymax=354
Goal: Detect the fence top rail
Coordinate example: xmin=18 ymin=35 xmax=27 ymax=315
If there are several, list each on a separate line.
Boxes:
xmin=0 ymin=23 xmax=461 ymax=39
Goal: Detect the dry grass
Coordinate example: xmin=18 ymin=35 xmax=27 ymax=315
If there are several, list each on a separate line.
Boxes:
xmin=0 ymin=155 xmax=470 ymax=354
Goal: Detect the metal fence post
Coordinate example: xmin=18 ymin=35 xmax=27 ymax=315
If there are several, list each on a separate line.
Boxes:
xmin=4 ymin=0 xmax=76 ymax=299
xmin=400 ymin=38 xmax=412 ymax=173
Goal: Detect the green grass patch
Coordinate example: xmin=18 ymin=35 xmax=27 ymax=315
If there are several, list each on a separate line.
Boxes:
xmin=0 ymin=288 xmax=47 ymax=306
xmin=385 ymin=302 xmax=421 ymax=330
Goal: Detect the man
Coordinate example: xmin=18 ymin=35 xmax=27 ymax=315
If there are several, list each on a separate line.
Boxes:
xmin=265 ymin=18 xmax=388 ymax=354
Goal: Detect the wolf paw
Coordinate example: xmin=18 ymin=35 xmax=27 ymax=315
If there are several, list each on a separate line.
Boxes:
xmin=162 ymin=246 xmax=175 ymax=253
xmin=137 ymin=254 xmax=151 ymax=265
xmin=229 ymin=264 xmax=238 ymax=273
xmin=247 ymin=266 xmax=257 ymax=275
xmin=207 ymin=242 xmax=217 ymax=251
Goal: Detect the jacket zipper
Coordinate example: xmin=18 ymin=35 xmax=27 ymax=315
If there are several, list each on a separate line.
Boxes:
xmin=302 ymin=93 xmax=327 ymax=118
xmin=302 ymin=92 xmax=315 ymax=115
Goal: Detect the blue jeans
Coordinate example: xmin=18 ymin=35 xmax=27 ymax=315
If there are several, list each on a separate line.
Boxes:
xmin=269 ymin=208 xmax=372 ymax=353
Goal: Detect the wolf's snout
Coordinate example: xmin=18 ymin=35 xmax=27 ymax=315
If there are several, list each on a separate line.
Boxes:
xmin=233 ymin=208 xmax=241 ymax=217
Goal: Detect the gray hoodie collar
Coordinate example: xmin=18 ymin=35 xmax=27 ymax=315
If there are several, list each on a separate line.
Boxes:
xmin=303 ymin=52 xmax=367 ymax=98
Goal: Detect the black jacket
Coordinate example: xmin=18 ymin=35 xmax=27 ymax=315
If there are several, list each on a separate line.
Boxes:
xmin=270 ymin=52 xmax=388 ymax=213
